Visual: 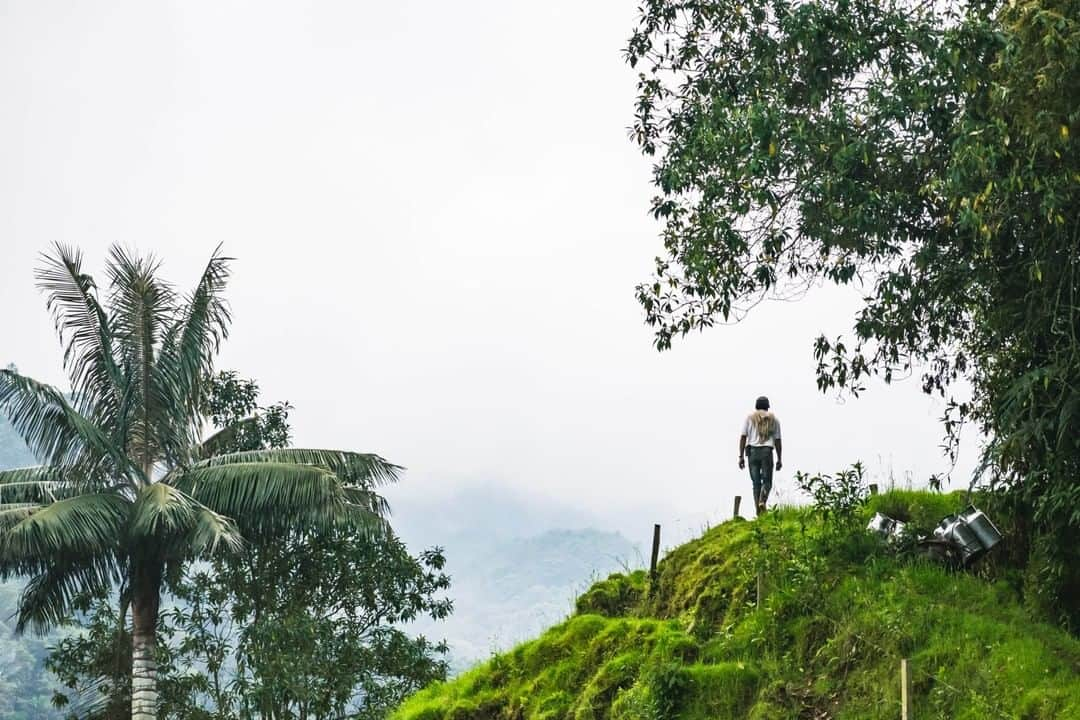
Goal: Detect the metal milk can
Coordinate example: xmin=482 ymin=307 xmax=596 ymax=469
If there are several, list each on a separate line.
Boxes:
xmin=867 ymin=513 xmax=907 ymax=542
xmin=934 ymin=515 xmax=984 ymax=562
xmin=958 ymin=506 xmax=1002 ymax=552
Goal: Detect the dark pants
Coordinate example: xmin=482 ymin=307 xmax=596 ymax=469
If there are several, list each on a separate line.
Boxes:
xmin=747 ymin=446 xmax=774 ymax=507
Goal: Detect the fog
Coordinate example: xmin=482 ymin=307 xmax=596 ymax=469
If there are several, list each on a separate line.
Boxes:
xmin=0 ymin=1 xmax=977 ymax=549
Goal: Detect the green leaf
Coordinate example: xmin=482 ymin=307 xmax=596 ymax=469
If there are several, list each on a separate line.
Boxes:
xmin=194 ymin=448 xmax=402 ymax=488
xmin=15 ymin=555 xmax=122 ymax=635
xmin=172 ymin=462 xmax=365 ymax=534
xmin=130 ymin=482 xmax=242 ymax=557
xmin=0 ymin=369 xmax=129 ymax=481
xmin=0 ymin=492 xmax=128 ymax=578
xmin=35 ymin=243 xmax=126 ymax=432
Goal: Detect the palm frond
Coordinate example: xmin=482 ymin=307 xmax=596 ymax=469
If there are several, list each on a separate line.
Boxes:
xmin=0 ymin=506 xmax=41 ymax=533
xmin=106 ymin=246 xmax=177 ymax=340
xmin=343 ymin=485 xmax=392 ymax=518
xmin=194 ymin=448 xmax=402 ymax=489
xmin=153 ymin=249 xmax=232 ymax=467
xmin=340 ymin=485 xmax=392 ymax=537
xmin=0 ymin=483 xmax=61 ymax=505
xmin=192 ymin=416 xmax=259 ymax=461
xmin=16 ymin=556 xmax=121 ymax=635
xmin=0 ymin=466 xmax=65 ymax=484
xmin=129 ymin=483 xmax=196 ymax=539
xmin=162 ymin=251 xmax=231 ymax=404
xmin=105 ymin=246 xmax=178 ymax=478
xmin=0 ymin=466 xmax=65 ymax=504
xmin=0 ymin=466 xmax=92 ymax=506
xmin=0 ymin=492 xmax=128 ymax=578
xmin=172 ymin=462 xmax=354 ymax=533
xmin=129 ymin=483 xmax=241 ymax=557
xmin=35 ymin=244 xmax=126 ymax=432
xmin=0 ymin=369 xmax=129 ymax=481
xmin=188 ymin=504 xmax=243 ymax=556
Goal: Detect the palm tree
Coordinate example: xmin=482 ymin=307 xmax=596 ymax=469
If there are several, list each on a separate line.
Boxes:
xmin=0 ymin=245 xmax=398 ymax=720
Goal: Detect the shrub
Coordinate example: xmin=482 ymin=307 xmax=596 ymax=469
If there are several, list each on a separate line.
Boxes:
xmin=794 ymin=463 xmax=869 ymax=532
xmin=647 ymin=661 xmax=691 ymax=717
xmin=575 ymin=571 xmax=647 ymax=617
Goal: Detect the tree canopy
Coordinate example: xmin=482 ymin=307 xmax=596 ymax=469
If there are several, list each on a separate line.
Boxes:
xmin=628 ymin=0 xmax=1080 ymax=625
xmin=46 ymin=371 xmax=451 ymax=720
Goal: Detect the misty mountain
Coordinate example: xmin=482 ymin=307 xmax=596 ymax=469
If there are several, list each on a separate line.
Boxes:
xmin=0 ymin=413 xmax=34 ymax=469
xmin=390 ymin=486 xmax=642 ymax=668
xmin=434 ymin=528 xmax=639 ymax=665
xmin=0 ymin=414 xmax=62 ymax=719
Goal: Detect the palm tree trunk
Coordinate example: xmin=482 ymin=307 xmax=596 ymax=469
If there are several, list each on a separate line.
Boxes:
xmin=131 ymin=577 xmax=161 ymax=720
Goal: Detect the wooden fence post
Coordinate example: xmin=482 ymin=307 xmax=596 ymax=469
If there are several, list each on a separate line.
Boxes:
xmin=649 ymin=524 xmax=661 ymax=591
xmin=901 ymin=658 xmax=913 ymax=720
xmin=733 ymin=495 xmax=742 ymax=518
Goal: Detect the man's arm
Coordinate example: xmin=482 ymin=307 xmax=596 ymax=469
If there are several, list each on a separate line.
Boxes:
xmin=774 ymin=438 xmax=783 ymax=471
xmin=738 ymin=434 xmax=747 ymax=469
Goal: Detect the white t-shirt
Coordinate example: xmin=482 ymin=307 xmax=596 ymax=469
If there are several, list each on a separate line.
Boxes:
xmin=742 ymin=413 xmax=781 ymax=448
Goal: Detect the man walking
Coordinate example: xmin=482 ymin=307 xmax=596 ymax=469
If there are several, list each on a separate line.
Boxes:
xmin=738 ymin=396 xmax=782 ymax=516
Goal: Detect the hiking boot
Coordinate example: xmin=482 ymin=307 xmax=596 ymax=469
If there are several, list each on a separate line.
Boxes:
xmin=757 ymin=501 xmax=767 ymax=516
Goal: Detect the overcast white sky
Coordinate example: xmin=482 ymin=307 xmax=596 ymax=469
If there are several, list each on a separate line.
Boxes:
xmin=0 ymin=1 xmax=976 ymax=544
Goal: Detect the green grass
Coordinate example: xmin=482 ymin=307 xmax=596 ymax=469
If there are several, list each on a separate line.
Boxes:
xmin=393 ymin=491 xmax=1080 ymax=720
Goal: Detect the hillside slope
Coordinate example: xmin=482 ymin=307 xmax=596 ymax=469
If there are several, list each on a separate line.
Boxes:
xmin=393 ymin=491 xmax=1080 ymax=719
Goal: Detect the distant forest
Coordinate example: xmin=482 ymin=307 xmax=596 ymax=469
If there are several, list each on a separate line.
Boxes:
xmin=0 ymin=412 xmax=63 ymax=719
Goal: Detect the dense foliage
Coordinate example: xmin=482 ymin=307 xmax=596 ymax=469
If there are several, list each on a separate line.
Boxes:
xmin=48 ymin=534 xmax=452 ymax=720
xmin=393 ymin=492 xmax=1080 ymax=719
xmin=0 ymin=246 xmax=397 ymax=719
xmin=0 ymin=581 xmax=62 ymax=718
xmin=793 ymin=463 xmax=870 ymax=532
xmin=48 ymin=372 xmax=451 ymax=719
xmin=628 ymin=0 xmax=1080 ymax=627
xmin=178 ymin=531 xmax=451 ymax=719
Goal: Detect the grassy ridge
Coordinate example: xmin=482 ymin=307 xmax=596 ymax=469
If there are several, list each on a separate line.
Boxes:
xmin=393 ymin=491 xmax=1080 ymax=719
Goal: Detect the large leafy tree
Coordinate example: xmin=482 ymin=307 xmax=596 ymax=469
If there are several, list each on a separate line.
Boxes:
xmin=627 ymin=0 xmax=995 ymax=353
xmin=166 ymin=527 xmax=451 ymax=719
xmin=48 ymin=372 xmax=451 ymax=720
xmin=942 ymin=0 xmax=1080 ymax=622
xmin=181 ymin=373 xmax=451 ymax=720
xmin=627 ymin=0 xmax=1080 ymax=624
xmin=0 ymin=246 xmax=399 ymax=719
